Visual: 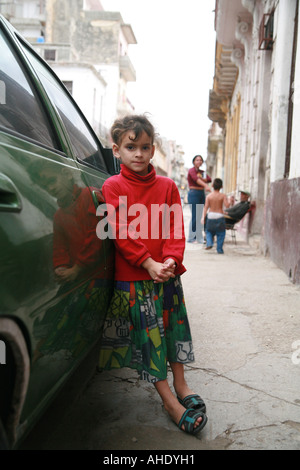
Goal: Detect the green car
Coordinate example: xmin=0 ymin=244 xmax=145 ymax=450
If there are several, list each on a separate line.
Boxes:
xmin=0 ymin=14 xmax=118 ymax=449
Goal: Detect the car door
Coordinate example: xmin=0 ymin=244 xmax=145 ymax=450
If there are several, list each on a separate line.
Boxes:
xmin=0 ymin=15 xmax=115 ymax=447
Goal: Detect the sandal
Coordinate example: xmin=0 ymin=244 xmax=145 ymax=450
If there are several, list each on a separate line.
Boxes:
xmin=178 ymin=408 xmax=208 ymax=435
xmin=177 ymin=394 xmax=206 ymax=414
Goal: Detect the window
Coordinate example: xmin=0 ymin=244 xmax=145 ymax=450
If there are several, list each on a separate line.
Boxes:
xmin=0 ymin=29 xmax=58 ymax=149
xmin=23 ymin=46 xmax=107 ymax=172
xmin=44 ymin=49 xmax=56 ymax=61
xmin=63 ymin=81 xmax=73 ymax=95
xmin=259 ymin=11 xmax=274 ymax=51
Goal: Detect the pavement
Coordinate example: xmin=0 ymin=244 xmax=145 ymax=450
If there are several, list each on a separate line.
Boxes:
xmin=20 ymin=206 xmax=300 ymax=451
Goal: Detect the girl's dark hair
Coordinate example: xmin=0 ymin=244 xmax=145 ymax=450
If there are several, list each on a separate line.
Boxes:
xmin=110 ymin=114 xmax=156 ymax=145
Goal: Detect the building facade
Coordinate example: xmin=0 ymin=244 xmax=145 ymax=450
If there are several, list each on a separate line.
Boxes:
xmin=1 ymin=0 xmax=137 ymax=145
xmin=0 ymin=0 xmax=186 ymax=180
xmin=208 ymin=0 xmax=300 ymax=284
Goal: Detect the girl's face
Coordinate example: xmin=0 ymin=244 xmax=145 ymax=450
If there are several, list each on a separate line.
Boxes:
xmin=193 ymin=156 xmax=203 ymax=169
xmin=113 ymin=130 xmax=155 ymax=176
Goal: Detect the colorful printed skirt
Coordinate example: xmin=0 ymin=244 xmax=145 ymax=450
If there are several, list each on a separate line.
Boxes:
xmin=98 ymin=276 xmax=194 ymax=383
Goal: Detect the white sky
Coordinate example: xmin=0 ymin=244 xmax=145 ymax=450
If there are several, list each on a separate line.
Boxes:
xmin=101 ymin=0 xmax=216 ymax=167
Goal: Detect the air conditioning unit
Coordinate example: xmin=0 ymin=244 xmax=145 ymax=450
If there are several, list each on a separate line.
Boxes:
xmin=259 ymin=11 xmax=274 ymax=50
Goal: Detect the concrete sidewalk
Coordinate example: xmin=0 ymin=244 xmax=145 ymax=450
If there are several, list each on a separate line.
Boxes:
xmin=21 ymin=209 xmax=300 ymax=451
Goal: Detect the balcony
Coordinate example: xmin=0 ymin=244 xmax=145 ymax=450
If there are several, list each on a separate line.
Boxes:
xmin=208 ymin=90 xmax=228 ymax=128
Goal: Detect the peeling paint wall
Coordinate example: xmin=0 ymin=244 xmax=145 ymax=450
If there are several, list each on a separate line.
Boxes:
xmin=50 ymin=1 xmax=120 ymax=64
xmin=265 ymin=177 xmax=300 ymax=284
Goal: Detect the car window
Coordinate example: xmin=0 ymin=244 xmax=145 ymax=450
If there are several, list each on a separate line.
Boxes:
xmin=0 ymin=29 xmax=58 ymax=149
xmin=22 ymin=46 xmax=108 ymax=173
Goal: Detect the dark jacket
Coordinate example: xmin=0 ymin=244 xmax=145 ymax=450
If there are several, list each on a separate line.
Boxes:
xmin=225 ymin=201 xmax=250 ymax=222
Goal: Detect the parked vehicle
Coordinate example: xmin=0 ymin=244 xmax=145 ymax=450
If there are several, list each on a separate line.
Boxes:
xmin=0 ymin=14 xmax=117 ymax=449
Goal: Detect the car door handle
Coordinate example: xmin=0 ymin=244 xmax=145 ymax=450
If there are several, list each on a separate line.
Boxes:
xmin=91 ymin=189 xmax=105 ymax=208
xmin=0 ymin=173 xmax=22 ymax=212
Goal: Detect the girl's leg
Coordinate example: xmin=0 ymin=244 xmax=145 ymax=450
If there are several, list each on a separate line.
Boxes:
xmin=154 ymin=376 xmax=203 ymax=431
xmin=170 ymin=362 xmax=196 ymax=399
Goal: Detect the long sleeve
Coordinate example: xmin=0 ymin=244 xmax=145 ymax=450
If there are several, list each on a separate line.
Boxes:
xmin=101 ymin=164 xmax=186 ymax=281
xmin=102 ymin=182 xmax=151 ymax=267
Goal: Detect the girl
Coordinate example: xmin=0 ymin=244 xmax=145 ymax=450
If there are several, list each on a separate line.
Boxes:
xmin=98 ymin=115 xmax=207 ymax=435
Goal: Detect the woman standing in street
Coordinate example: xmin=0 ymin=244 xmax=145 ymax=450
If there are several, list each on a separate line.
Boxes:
xmin=187 ymin=155 xmax=211 ymax=244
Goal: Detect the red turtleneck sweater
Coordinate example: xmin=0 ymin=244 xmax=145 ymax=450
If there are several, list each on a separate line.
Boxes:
xmin=102 ymin=164 xmax=186 ymax=281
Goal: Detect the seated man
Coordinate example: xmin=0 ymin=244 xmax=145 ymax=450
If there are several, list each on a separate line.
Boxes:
xmin=224 ymin=190 xmax=251 ymax=224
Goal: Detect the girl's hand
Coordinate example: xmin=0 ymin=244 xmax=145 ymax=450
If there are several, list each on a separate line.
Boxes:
xmin=142 ymin=258 xmax=175 ymax=283
xmin=159 ymin=258 xmax=176 ymax=282
xmin=55 ymin=265 xmax=81 ymax=283
xmin=162 ymin=258 xmax=176 ymax=273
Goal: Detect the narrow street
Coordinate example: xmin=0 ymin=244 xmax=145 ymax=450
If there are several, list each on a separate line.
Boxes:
xmin=19 ymin=206 xmax=300 ymax=451
xmin=1 ymin=0 xmax=300 ymax=457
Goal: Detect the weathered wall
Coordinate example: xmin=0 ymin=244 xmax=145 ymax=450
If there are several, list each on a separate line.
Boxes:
xmin=264 ymin=177 xmax=300 ymax=284
xmin=51 ymin=1 xmax=120 ymax=64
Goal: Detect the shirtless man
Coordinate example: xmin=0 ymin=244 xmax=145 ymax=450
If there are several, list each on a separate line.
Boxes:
xmin=201 ymin=178 xmax=230 ymax=254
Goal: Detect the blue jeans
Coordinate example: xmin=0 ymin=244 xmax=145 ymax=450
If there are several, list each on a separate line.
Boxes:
xmin=187 ymin=189 xmax=205 ymax=243
xmin=205 ymin=217 xmax=226 ymax=253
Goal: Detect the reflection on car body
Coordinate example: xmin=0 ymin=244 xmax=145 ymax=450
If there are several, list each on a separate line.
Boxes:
xmin=0 ymin=14 xmax=117 ymax=449
xmin=30 ymin=161 xmax=112 ymax=355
